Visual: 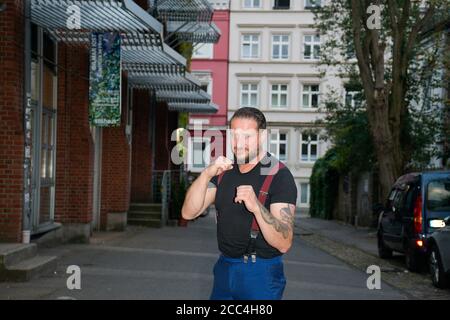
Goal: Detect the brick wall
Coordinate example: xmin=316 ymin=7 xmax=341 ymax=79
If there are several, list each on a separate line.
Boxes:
xmin=130 ymin=89 xmax=153 ymax=203
xmin=0 ymin=0 xmax=24 ymax=242
xmin=55 ymin=43 xmax=94 ymax=226
xmin=99 ymin=74 xmax=131 ymax=229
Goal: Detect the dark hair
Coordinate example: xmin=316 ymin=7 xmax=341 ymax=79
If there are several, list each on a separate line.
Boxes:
xmin=229 ymin=107 xmax=266 ymax=130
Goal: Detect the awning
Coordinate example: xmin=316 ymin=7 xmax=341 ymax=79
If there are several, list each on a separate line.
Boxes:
xmin=155 ymin=89 xmax=210 ymax=103
xmin=127 ymin=73 xmax=201 ymax=89
xmin=166 ymin=21 xmax=221 ymax=44
xmin=31 ymin=0 xmax=163 ymax=34
xmin=122 ymin=33 xmax=186 ymax=67
xmin=149 ymin=0 xmax=214 ymax=23
xmin=167 ymin=102 xmax=219 ymax=114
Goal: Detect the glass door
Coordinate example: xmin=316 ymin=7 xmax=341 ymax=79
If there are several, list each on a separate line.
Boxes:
xmin=30 ymin=25 xmax=58 ymax=232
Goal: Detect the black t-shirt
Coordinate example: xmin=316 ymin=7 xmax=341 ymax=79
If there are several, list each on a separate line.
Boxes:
xmin=210 ymin=153 xmax=297 ymax=258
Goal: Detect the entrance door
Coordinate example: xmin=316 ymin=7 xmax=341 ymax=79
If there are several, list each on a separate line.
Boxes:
xmin=30 ymin=25 xmax=58 ymax=233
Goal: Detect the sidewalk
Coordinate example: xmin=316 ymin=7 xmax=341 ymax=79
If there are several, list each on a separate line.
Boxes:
xmin=295 ymin=213 xmax=379 ymax=257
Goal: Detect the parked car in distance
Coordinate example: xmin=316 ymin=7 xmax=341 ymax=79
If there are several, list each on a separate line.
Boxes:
xmin=376 ymin=171 xmax=450 ymax=272
xmin=428 ymin=215 xmax=450 ymax=288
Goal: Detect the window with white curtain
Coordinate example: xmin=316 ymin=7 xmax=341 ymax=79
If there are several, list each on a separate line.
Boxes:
xmin=241 ymin=34 xmax=260 ymax=59
xmin=272 ymin=34 xmax=290 ymax=60
xmin=240 ymin=83 xmax=259 ymax=107
xmin=270 ymin=84 xmax=288 ymax=108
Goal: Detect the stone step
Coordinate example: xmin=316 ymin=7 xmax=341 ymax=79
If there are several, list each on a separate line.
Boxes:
xmin=129 ymin=203 xmax=162 ymax=209
xmin=128 ymin=218 xmax=162 ymax=228
xmin=129 ymin=207 xmax=162 ymax=213
xmin=128 ymin=211 xmax=161 ymax=220
xmin=0 ymin=255 xmax=57 ymax=282
xmin=0 ymin=243 xmax=37 ymax=268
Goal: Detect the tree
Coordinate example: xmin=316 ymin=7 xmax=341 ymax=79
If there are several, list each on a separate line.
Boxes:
xmin=315 ymin=0 xmax=449 ymax=198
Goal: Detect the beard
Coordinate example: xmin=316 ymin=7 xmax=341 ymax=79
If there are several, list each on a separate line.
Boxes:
xmin=233 ymin=147 xmax=260 ymax=164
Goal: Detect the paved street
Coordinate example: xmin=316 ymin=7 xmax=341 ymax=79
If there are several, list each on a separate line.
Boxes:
xmin=0 ymin=212 xmax=412 ymax=300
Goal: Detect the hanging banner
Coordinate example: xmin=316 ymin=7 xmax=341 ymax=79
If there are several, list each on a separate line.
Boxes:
xmin=89 ymin=32 xmax=122 ymax=127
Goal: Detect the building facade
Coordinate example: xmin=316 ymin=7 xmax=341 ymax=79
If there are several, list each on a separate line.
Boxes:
xmin=228 ymin=0 xmax=342 ymax=209
xmin=187 ymin=0 xmax=230 ymax=173
xmin=0 ymin=0 xmax=220 ymax=243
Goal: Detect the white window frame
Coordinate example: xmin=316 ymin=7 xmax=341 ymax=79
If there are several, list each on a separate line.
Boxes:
xmin=303 ymin=34 xmax=321 ymax=61
xmin=300 ymin=133 xmax=319 ymax=162
xmin=344 ymin=89 xmax=362 ymax=109
xmin=240 ymin=82 xmax=259 ymax=107
xmin=243 ymin=0 xmax=262 ymax=9
xmin=299 ymin=182 xmax=310 ymax=205
xmin=304 ymin=0 xmax=321 ymax=9
xmin=241 ymin=33 xmax=261 ymax=59
xmin=270 ymin=83 xmax=289 ymax=108
xmin=269 ymin=130 xmax=288 ymax=161
xmin=192 ymin=43 xmax=214 ymax=59
xmin=301 ymin=84 xmax=320 ymax=109
xmin=271 ymin=34 xmax=290 ymax=60
xmin=189 ymin=136 xmax=211 ymax=172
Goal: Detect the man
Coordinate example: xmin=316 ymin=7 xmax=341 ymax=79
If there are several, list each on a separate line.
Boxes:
xmin=182 ymin=107 xmax=297 ymax=300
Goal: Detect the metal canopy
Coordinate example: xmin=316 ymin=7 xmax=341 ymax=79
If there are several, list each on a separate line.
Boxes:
xmin=149 ymin=0 xmax=214 ymax=23
xmin=122 ymin=33 xmax=186 ymax=65
xmin=166 ymin=21 xmax=221 ymax=44
xmin=155 ymin=89 xmax=211 ymax=104
xmin=167 ymin=102 xmax=219 ymax=114
xmin=31 ymin=0 xmax=163 ymax=34
xmin=128 ymin=73 xmax=201 ymax=89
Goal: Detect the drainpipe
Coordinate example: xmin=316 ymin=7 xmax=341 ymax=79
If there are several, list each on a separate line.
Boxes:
xmin=22 ymin=0 xmax=32 ymax=243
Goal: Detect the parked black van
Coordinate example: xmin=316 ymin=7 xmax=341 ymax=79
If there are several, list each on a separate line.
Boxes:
xmin=377 ymin=171 xmax=450 ymax=272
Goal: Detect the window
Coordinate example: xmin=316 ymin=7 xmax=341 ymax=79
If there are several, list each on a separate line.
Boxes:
xmin=272 ymin=34 xmax=290 ymax=60
xmin=30 ymin=25 xmax=58 ymax=228
xmin=192 ymin=43 xmax=213 ymax=59
xmin=269 ymin=130 xmax=288 ymax=161
xmin=241 ymin=34 xmax=260 ymax=59
xmin=271 ymin=84 xmax=288 ymax=108
xmin=302 ymin=84 xmax=320 ymax=108
xmin=300 ymin=183 xmax=310 ymax=204
xmin=191 ymin=137 xmax=210 ymax=169
xmin=303 ymin=35 xmax=320 ymax=60
xmin=301 ymin=133 xmax=318 ymax=162
xmin=240 ymin=83 xmax=259 ymax=107
xmin=344 ymin=90 xmax=363 ymax=109
xmin=427 ymin=180 xmax=450 ymax=211
xmin=274 ymin=0 xmax=290 ymax=9
xmin=305 ymin=0 xmax=321 ymax=9
xmin=243 ymin=0 xmax=261 ymax=8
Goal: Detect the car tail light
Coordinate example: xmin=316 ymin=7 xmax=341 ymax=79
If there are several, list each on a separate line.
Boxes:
xmin=413 ymin=194 xmax=423 ymax=234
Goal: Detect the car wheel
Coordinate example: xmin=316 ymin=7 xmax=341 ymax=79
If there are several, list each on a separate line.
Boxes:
xmin=377 ymin=232 xmax=393 ymax=259
xmin=429 ymin=245 xmax=449 ymax=289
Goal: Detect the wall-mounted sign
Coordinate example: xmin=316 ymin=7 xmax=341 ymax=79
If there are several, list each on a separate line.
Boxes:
xmin=89 ymin=32 xmax=122 ymax=127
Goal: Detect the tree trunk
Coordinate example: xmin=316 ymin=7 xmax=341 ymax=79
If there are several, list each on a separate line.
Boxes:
xmin=367 ymin=89 xmax=403 ymax=199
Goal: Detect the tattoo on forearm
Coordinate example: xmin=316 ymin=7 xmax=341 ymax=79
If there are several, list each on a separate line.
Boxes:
xmin=257 ymin=203 xmax=294 ymax=239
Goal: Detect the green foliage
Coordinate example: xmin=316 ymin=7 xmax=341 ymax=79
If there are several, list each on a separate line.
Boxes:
xmin=309 ymin=149 xmax=339 ymax=220
xmin=314 ymin=0 xmax=448 ymax=170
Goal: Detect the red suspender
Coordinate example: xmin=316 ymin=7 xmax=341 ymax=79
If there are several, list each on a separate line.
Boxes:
xmin=252 ymin=161 xmax=285 ymax=232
